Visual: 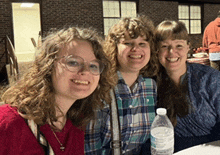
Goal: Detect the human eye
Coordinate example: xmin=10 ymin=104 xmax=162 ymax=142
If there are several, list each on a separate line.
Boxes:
xmin=123 ymin=42 xmax=133 ymax=46
xmin=139 ymin=42 xmax=147 ymax=47
xmin=89 ymin=62 xmax=99 ymax=70
xmin=66 ymin=58 xmax=80 ymax=67
xmin=160 ymin=44 xmax=168 ymax=49
xmin=176 ymin=44 xmax=184 ymax=49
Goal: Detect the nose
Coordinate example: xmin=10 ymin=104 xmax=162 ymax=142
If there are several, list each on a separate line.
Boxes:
xmin=78 ymin=63 xmax=90 ymax=74
xmin=131 ymin=44 xmax=139 ymax=52
xmin=168 ymin=47 xmax=175 ymax=53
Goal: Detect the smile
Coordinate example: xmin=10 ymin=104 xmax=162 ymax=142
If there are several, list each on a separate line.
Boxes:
xmin=72 ymin=79 xmax=89 ymax=85
xmin=166 ymin=57 xmax=179 ymax=62
xmin=129 ymin=55 xmax=142 ymax=59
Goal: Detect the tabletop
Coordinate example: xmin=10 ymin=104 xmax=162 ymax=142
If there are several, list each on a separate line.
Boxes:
xmin=173 ymin=140 xmax=220 ymax=155
xmin=187 ymin=56 xmax=210 ymax=66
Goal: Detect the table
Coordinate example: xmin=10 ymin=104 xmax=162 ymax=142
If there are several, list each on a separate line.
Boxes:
xmin=187 ymin=56 xmax=210 ymax=66
xmin=173 ymin=141 xmax=220 ymax=155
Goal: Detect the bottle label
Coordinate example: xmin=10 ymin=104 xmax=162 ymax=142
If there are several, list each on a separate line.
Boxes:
xmin=151 ymin=127 xmax=174 ymax=151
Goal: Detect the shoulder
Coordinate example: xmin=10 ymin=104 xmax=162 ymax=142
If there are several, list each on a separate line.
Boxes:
xmin=0 ymin=104 xmax=18 ymax=121
xmin=204 ymin=21 xmax=215 ymax=32
xmin=188 ymin=63 xmax=218 ymax=74
xmin=142 ymin=77 xmax=157 ymax=87
xmin=187 ymin=63 xmax=220 ymax=82
xmin=206 ymin=21 xmax=215 ymax=28
xmin=0 ymin=104 xmax=26 ymax=131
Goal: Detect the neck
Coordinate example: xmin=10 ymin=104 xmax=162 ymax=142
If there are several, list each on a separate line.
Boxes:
xmin=52 ymin=95 xmax=76 ymax=130
xmin=120 ymin=71 xmax=139 ymax=88
xmin=167 ymin=69 xmax=186 ymax=86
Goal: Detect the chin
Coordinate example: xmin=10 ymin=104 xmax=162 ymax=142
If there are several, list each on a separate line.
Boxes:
xmin=75 ymin=92 xmax=94 ymax=100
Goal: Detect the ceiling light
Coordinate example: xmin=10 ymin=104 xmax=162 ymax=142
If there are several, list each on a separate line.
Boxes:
xmin=20 ymin=3 xmax=34 ymax=8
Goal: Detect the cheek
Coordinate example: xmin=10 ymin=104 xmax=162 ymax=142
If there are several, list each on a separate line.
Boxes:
xmin=180 ymin=49 xmax=188 ymax=58
xmin=52 ymin=65 xmax=69 ymax=86
xmin=117 ymin=44 xmax=128 ymax=57
xmin=117 ymin=48 xmax=123 ymax=58
xmin=117 ymin=52 xmax=124 ymax=64
xmin=145 ymin=48 xmax=151 ymax=57
xmin=158 ymin=52 xmax=165 ymax=62
xmin=95 ymin=76 xmax=100 ymax=85
xmin=92 ymin=76 xmax=100 ymax=90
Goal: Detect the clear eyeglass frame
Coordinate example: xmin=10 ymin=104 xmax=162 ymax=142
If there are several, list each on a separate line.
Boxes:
xmin=56 ymin=55 xmax=105 ymax=75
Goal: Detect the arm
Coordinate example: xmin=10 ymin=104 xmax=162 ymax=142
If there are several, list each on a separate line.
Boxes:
xmin=0 ymin=120 xmax=9 ymax=155
xmin=203 ymin=28 xmax=208 ymax=48
xmin=152 ymin=79 xmax=157 ymax=108
xmin=84 ymin=107 xmax=112 ymax=155
xmin=210 ymin=70 xmax=220 ymax=140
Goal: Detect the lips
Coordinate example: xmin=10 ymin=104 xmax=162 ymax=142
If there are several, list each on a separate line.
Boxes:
xmin=71 ymin=79 xmax=89 ymax=85
xmin=166 ymin=57 xmax=179 ymax=62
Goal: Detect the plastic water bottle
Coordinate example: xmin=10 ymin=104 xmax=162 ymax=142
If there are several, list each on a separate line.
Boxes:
xmin=151 ymin=108 xmax=174 ymax=155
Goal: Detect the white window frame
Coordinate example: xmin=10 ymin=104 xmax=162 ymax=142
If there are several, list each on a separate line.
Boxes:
xmin=178 ymin=4 xmax=202 ymax=34
xmin=103 ymin=0 xmax=137 ymax=35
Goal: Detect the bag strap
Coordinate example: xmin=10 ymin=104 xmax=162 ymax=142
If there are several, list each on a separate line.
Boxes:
xmin=109 ymin=89 xmax=122 ymax=155
xmin=26 ymin=119 xmax=54 ymax=155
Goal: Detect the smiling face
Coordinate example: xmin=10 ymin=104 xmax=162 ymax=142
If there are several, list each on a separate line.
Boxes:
xmin=117 ymin=34 xmax=151 ymax=74
xmin=52 ymin=39 xmax=100 ymax=103
xmin=158 ymin=39 xmax=189 ymax=75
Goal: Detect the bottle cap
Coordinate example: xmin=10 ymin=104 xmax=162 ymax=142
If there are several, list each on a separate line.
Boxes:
xmin=156 ymin=108 xmax=167 ymax=115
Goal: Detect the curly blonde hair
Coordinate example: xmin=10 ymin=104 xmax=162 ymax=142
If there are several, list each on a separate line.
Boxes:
xmin=2 ymin=27 xmax=117 ymax=127
xmin=104 ymin=15 xmax=159 ymax=78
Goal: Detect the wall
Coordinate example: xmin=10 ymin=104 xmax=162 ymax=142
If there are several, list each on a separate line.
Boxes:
xmin=41 ymin=0 xmax=104 ymax=35
xmin=204 ymin=4 xmax=220 ymax=27
xmin=0 ymin=0 xmax=220 ymax=83
xmin=139 ymin=0 xmax=178 ymax=26
xmin=0 ymin=0 xmax=104 ymax=83
xmin=0 ymin=0 xmax=104 ymax=46
xmin=0 ymin=0 xmax=13 ymax=40
xmin=190 ymin=3 xmax=220 ymax=50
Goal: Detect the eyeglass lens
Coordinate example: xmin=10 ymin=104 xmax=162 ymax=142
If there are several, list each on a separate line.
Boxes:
xmin=64 ymin=55 xmax=104 ymax=75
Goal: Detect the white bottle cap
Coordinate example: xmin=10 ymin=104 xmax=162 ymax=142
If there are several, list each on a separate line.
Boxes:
xmin=156 ymin=108 xmax=167 ymax=115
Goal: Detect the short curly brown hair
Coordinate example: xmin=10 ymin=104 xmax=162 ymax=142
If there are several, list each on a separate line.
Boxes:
xmin=104 ymin=15 xmax=159 ymax=78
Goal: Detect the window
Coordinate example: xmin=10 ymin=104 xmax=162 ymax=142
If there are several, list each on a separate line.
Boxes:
xmin=103 ymin=0 xmax=137 ymax=35
xmin=178 ymin=5 xmax=201 ymax=34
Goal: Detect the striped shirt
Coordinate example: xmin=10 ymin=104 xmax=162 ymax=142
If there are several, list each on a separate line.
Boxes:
xmin=85 ymin=71 xmax=157 ymax=155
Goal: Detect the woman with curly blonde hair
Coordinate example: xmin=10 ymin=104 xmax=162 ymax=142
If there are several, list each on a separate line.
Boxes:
xmin=85 ymin=15 xmax=159 ymax=154
xmin=0 ymin=27 xmax=116 ymax=155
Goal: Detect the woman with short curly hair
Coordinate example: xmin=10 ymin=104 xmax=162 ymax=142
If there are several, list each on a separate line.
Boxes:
xmin=104 ymin=15 xmax=158 ymax=78
xmin=85 ymin=15 xmax=158 ymax=154
xmin=0 ymin=27 xmax=116 ymax=155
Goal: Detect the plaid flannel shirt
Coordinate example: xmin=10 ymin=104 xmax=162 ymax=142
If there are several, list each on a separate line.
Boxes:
xmin=85 ymin=71 xmax=157 ymax=155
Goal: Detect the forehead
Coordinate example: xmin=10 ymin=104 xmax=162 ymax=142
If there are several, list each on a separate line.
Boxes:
xmin=161 ymin=39 xmax=187 ymax=44
xmin=120 ymin=33 xmax=147 ymax=42
xmin=59 ymin=39 xmax=96 ymax=60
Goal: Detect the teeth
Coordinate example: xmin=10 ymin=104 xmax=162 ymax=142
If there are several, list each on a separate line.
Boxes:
xmin=130 ymin=55 xmax=142 ymax=59
xmin=167 ymin=58 xmax=178 ymax=62
xmin=73 ymin=80 xmax=89 ymax=85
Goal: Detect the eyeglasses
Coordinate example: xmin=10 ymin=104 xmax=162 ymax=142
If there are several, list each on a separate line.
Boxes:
xmin=57 ymin=55 xmax=105 ymax=75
